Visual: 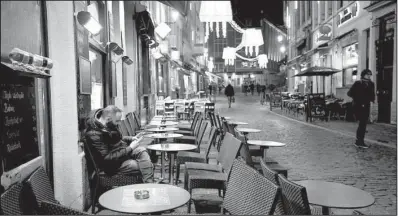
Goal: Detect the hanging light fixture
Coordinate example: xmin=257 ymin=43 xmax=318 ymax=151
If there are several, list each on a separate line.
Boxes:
xmin=257 ymin=54 xmax=268 ymax=69
xmin=241 ymin=28 xmax=264 ymax=56
xmin=222 ymin=47 xmax=236 ymax=66
xmin=199 ymin=1 xmax=233 ymax=39
xmin=155 ymin=22 xmax=172 ymax=39
xmin=208 ymin=58 xmax=214 ymax=72
xmin=151 ymin=47 xmax=163 ymax=59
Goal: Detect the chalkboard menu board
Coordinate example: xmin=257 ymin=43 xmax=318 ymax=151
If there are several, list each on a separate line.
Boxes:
xmin=306 ymin=93 xmax=326 ymax=122
xmin=1 ymin=76 xmax=39 ymax=171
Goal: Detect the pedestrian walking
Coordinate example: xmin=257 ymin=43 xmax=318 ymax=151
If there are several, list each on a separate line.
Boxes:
xmin=257 ymin=83 xmax=261 ymax=96
xmin=224 ymin=83 xmax=235 ymax=108
xmin=243 ymin=83 xmax=248 ymax=96
xmin=208 ymin=85 xmax=212 ymax=96
xmin=250 ymin=83 xmax=255 ymax=95
xmin=347 ymin=69 xmax=375 ymax=149
xmin=260 ymin=85 xmax=266 ymax=105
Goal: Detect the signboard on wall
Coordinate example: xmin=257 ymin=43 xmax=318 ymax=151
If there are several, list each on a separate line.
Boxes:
xmin=337 ymin=2 xmax=359 ymax=27
xmin=1 ymin=76 xmax=39 ymax=171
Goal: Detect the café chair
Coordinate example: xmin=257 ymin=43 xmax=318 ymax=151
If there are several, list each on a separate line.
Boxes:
xmin=176 ymin=121 xmax=208 ymax=148
xmin=37 ymin=200 xmax=91 ymax=215
xmin=278 ymin=174 xmax=324 ymax=215
xmin=175 ymin=127 xmax=218 ymax=185
xmin=177 ymin=112 xmax=201 ymax=131
xmin=0 ymin=183 xmax=25 ymax=215
xmin=222 ymin=159 xmax=281 ymax=215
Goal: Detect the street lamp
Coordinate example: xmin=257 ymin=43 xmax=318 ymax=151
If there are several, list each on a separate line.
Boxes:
xmin=75 ymin=11 xmax=102 ymax=35
xmin=280 ymin=46 xmax=286 ymax=53
xmin=277 ymin=35 xmax=283 ymax=42
xmin=171 ymin=11 xmax=179 ymax=22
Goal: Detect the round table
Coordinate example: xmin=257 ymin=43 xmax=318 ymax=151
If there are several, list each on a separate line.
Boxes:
xmin=98 ymin=184 xmax=190 ymax=214
xmin=295 ymin=180 xmax=375 ymax=215
xmin=144 ymin=133 xmax=183 ymax=139
xmin=146 ymin=144 xmax=197 ymax=185
xmin=145 ymin=127 xmax=179 ymax=133
xmin=223 ymin=116 xmax=232 ymax=120
xmin=246 ymin=140 xmax=286 ymax=160
xmin=149 ymin=121 xmax=179 ymax=127
xmin=236 ymin=128 xmax=261 ymax=141
xmin=228 ymin=121 xmax=248 ymax=125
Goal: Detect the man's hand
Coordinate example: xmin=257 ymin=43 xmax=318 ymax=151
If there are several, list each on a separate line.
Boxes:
xmin=123 ymin=136 xmax=138 ymax=143
xmin=129 ymin=136 xmax=143 ymax=150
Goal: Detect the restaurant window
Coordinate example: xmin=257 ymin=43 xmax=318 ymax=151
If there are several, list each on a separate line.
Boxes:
xmin=342 ymin=43 xmax=358 ymax=86
xmin=89 ymin=47 xmax=106 ymax=109
xmin=1 ymin=1 xmax=52 ymax=184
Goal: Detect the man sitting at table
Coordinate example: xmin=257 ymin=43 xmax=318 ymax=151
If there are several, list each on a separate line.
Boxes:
xmin=84 ymin=105 xmax=154 ymax=182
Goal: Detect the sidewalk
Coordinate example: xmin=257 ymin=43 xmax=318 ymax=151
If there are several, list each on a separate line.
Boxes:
xmin=270 ymin=107 xmax=397 ymax=148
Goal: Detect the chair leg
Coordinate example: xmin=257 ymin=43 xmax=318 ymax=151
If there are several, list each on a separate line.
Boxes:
xmin=187 ymin=188 xmax=192 ymax=213
xmin=175 ymin=163 xmax=180 ymax=185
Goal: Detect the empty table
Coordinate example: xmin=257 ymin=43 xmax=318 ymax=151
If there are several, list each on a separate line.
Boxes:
xmin=295 ymin=180 xmax=375 ymax=215
xmin=236 ymin=128 xmax=261 ymax=137
xmin=228 ymin=121 xmax=248 ymax=126
xmin=149 ymin=121 xmax=179 ymax=127
xmin=147 ymin=143 xmax=197 ymax=185
xmin=246 ymin=140 xmax=285 ymax=161
xmin=99 ymin=184 xmax=190 ymax=214
xmin=145 ymin=127 xmax=179 ymax=133
xmin=223 ymin=116 xmax=232 ymax=120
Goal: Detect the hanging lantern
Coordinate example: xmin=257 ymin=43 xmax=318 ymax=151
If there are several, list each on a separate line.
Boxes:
xmin=199 ymin=1 xmax=233 ymax=39
xmin=150 ymin=47 xmax=163 ymax=59
xmin=257 ymin=54 xmax=268 ymax=69
xmin=171 ymin=49 xmax=180 ymax=60
xmin=222 ymin=47 xmax=236 ymax=66
xmin=241 ymin=28 xmax=264 ymax=56
xmin=155 ymin=22 xmax=171 ymax=39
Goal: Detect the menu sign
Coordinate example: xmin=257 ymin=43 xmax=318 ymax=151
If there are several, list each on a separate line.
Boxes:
xmin=1 ymin=76 xmax=39 ymax=171
xmin=307 ymin=93 xmax=326 ymax=121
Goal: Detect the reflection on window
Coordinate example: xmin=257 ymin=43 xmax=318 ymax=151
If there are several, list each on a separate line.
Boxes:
xmin=89 ymin=48 xmax=104 ymax=109
xmin=343 ymin=67 xmax=357 ymax=86
xmin=343 ymin=43 xmax=358 ymax=68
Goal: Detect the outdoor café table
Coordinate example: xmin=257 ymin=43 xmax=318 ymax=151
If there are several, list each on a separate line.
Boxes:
xmin=236 ymin=128 xmax=261 ymax=141
xmin=148 ymin=121 xmax=179 ymax=127
xmin=146 ymin=143 xmax=197 ymax=185
xmin=246 ymin=140 xmax=285 ymax=163
xmin=145 ymin=127 xmax=179 ymax=133
xmin=98 ymin=184 xmax=190 ymax=214
xmin=295 ymin=180 xmax=375 ymax=215
xmin=227 ymin=121 xmax=248 ymax=132
xmin=223 ymin=116 xmax=232 ymax=120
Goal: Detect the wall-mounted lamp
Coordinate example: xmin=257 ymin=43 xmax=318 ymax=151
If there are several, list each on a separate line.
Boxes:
xmin=107 ymin=42 xmax=124 ymax=55
xmin=155 ymin=22 xmax=172 ymax=39
xmin=280 ymin=46 xmax=286 ymax=53
xmin=75 ymin=11 xmax=102 ymax=35
xmin=171 ymin=10 xmax=179 ymax=22
xmin=122 ymin=56 xmax=133 ymax=65
xmin=277 ymin=35 xmax=283 ymax=42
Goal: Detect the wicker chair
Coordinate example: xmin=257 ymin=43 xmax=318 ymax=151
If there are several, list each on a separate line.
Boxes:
xmin=37 ymin=200 xmax=91 ymax=215
xmin=184 ymin=133 xmax=242 ymax=213
xmin=175 ymin=113 xmax=202 ymax=135
xmin=278 ymin=174 xmax=323 ymax=215
xmin=235 ymin=129 xmax=288 ymax=178
xmin=82 ymin=141 xmax=143 ymax=214
xmin=24 ymin=167 xmax=59 ymax=213
xmin=223 ymin=159 xmax=281 ymax=215
xmin=1 ymin=183 xmax=25 ymax=214
xmin=176 ymin=120 xmax=208 ymax=147
xmin=352 ymin=210 xmax=365 ymax=215
xmin=175 ymin=126 xmax=218 ymax=185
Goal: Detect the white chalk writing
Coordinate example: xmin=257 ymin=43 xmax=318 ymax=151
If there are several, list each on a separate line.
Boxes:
xmin=7 ymin=141 xmax=21 ymax=153
xmin=6 ymin=130 xmax=20 ymax=139
xmin=3 ymin=103 xmax=15 ymax=113
xmin=2 ymin=90 xmax=25 ymax=100
xmin=4 ymin=116 xmax=23 ymax=126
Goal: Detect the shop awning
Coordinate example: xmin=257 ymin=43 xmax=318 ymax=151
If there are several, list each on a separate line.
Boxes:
xmin=135 ymin=10 xmax=156 ymax=47
xmin=335 ymin=28 xmax=357 ymax=40
xmin=159 ymin=1 xmax=188 ymax=17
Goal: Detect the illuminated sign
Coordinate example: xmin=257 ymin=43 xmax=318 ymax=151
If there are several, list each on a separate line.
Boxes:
xmin=317 ymin=24 xmax=332 ymax=41
xmin=337 ymin=2 xmax=359 ymax=27
xmin=241 ymin=61 xmax=258 ymax=68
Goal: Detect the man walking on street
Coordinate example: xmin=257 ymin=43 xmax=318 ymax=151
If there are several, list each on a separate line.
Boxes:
xmin=347 ymin=69 xmax=375 ymax=149
xmin=250 ymin=82 xmax=255 ymax=96
xmin=224 ymin=83 xmax=235 ymax=108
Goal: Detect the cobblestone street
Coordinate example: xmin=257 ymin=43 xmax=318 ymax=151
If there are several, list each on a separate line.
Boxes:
xmin=212 ymin=92 xmax=397 ymax=215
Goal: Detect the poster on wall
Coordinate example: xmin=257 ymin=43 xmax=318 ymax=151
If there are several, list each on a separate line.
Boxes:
xmin=91 ymin=83 xmax=103 ymax=110
xmin=1 ymin=76 xmax=40 ymax=171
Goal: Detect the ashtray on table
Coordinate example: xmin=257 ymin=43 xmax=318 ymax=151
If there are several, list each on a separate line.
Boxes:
xmin=134 ymin=190 xmax=150 ymax=200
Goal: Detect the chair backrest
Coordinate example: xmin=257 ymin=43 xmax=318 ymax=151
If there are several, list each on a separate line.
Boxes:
xmin=214 ymin=114 xmax=222 ymax=131
xmin=38 ymin=200 xmax=91 ymax=215
xmin=216 ymin=132 xmax=242 ymax=176
xmin=259 ymin=158 xmax=279 ymax=185
xmin=193 ymin=116 xmax=203 ymax=136
xmin=1 ymin=183 xmax=25 ymax=214
xmin=204 ymin=127 xmax=218 ymax=162
xmin=125 ymin=113 xmax=137 ymax=135
xmin=118 ymin=120 xmax=130 ymax=136
xmin=223 ymin=159 xmax=280 ymax=215
xmin=234 ymin=129 xmax=255 ymax=167
xmin=195 ymin=121 xmax=208 ymax=147
xmin=278 ymin=174 xmax=312 ymax=215
xmin=82 ymin=140 xmax=100 ymax=182
xmin=164 ymin=102 xmax=175 ymax=112
xmin=25 ymin=167 xmax=58 ymax=209
xmin=222 ymin=120 xmax=230 ymax=134
xmin=227 ymin=123 xmax=237 ymax=137
xmin=133 ymin=112 xmax=141 ymax=129
xmin=122 ymin=119 xmax=134 ymax=136
xmin=190 ymin=112 xmax=201 ymax=130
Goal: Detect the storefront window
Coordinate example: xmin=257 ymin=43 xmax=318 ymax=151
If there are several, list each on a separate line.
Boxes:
xmin=342 ymin=43 xmax=358 ymax=86
xmin=343 ymin=67 xmax=357 ymax=86
xmin=89 ymin=48 xmax=105 ymax=109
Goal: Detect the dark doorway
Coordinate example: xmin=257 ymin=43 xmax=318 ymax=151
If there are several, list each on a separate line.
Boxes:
xmin=375 ymin=13 xmax=395 ymax=123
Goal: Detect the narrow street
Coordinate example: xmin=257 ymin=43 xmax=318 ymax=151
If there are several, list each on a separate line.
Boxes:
xmin=206 ymin=91 xmax=396 ymax=215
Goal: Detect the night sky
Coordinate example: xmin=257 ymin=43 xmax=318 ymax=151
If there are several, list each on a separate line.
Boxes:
xmin=231 ymin=0 xmax=284 ymax=26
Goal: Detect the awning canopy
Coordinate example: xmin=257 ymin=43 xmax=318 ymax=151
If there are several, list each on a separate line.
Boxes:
xmin=135 ymin=10 xmax=157 ymax=47
xmin=293 ymin=66 xmax=340 ymax=77
xmin=159 ymin=1 xmax=188 ymax=17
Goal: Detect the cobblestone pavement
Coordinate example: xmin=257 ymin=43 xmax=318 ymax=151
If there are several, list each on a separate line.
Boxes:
xmin=143 ymin=92 xmax=396 ymax=215
xmin=270 ymin=103 xmax=397 ymax=148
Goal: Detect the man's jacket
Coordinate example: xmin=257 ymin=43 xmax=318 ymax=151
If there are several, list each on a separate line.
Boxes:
xmin=224 ymin=85 xmax=235 ymax=97
xmin=84 ymin=109 xmax=133 ymax=175
xmin=347 ymin=79 xmax=375 ymax=105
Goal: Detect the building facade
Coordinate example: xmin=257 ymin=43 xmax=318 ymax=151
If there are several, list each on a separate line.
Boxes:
xmin=0 ymin=0 xmax=205 ymax=211
xmin=284 ymin=0 xmax=396 ymax=124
